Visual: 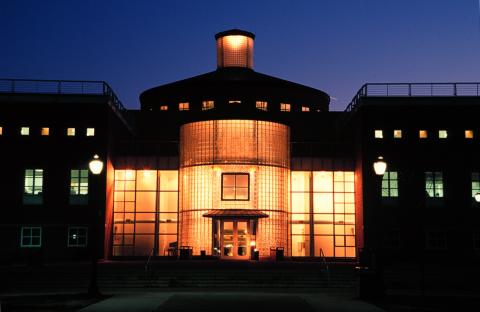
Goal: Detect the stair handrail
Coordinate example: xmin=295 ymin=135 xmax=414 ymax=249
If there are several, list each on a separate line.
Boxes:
xmin=144 ymin=248 xmax=155 ymax=272
xmin=319 ymin=248 xmax=331 ymax=286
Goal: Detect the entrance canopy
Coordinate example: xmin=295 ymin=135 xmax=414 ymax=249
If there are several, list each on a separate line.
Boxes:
xmin=203 ymin=209 xmax=268 ymax=219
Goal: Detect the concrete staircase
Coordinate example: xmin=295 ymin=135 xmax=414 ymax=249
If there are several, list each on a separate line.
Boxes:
xmin=1 ymin=260 xmax=357 ymax=293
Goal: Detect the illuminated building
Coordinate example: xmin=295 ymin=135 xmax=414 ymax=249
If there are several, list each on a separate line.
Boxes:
xmin=1 ymin=30 xmax=480 ymax=265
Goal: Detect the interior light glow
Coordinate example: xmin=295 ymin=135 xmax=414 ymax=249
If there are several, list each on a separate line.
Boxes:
xmin=373 ymin=156 xmax=387 ymax=176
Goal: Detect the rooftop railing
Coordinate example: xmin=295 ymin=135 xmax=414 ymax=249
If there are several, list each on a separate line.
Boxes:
xmin=0 ymin=78 xmax=133 ymax=131
xmin=345 ymin=82 xmax=480 ymax=112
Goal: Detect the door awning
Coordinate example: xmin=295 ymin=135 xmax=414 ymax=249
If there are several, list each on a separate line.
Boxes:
xmin=203 ymin=209 xmax=269 ymax=219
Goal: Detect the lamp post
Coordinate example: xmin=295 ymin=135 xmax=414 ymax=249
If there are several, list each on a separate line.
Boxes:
xmin=475 ymin=192 xmax=480 ymax=203
xmin=88 ymin=154 xmax=104 ymax=297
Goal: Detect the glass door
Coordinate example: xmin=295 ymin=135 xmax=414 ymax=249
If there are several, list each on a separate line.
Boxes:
xmin=221 ymin=220 xmax=250 ymax=259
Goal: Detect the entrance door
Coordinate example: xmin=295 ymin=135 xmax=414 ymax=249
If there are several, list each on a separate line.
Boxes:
xmin=221 ymin=220 xmax=249 ymax=259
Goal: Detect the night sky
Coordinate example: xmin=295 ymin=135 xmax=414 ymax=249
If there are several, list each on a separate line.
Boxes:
xmin=2 ymin=0 xmax=480 ymax=111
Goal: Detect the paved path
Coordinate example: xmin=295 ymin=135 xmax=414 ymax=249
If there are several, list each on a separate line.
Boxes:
xmin=79 ymin=290 xmax=385 ymax=312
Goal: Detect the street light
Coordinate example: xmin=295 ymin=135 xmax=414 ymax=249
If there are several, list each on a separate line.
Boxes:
xmin=475 ymin=192 xmax=480 ymax=203
xmin=88 ymin=154 xmax=104 ymax=297
xmin=373 ymin=156 xmax=387 ymax=176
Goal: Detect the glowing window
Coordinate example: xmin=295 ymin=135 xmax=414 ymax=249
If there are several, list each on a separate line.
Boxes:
xmin=301 ymin=106 xmax=310 ymax=112
xmin=67 ymin=128 xmax=75 ymax=136
xmin=0 ymin=126 xmax=2 ymax=135
xmin=382 ymin=171 xmax=398 ymax=197
xmin=20 ymin=227 xmax=41 ymax=247
xmin=179 ymin=102 xmax=189 ymax=111
xmin=160 ymin=105 xmax=168 ymax=111
xmin=256 ymin=101 xmax=268 ymax=111
xmin=41 ymin=127 xmax=49 ymax=136
xmin=393 ymin=130 xmax=402 ymax=139
xmin=425 ymin=171 xmax=443 ymax=198
xmin=419 ymin=130 xmax=428 ymax=139
xmin=86 ymin=128 xmax=95 ymax=136
xmin=471 ymin=172 xmax=480 ymax=199
xmin=438 ymin=130 xmax=448 ymax=139
xmin=280 ymin=103 xmax=291 ymax=112
xmin=21 ymin=127 xmax=29 ymax=136
xmin=228 ymin=100 xmax=241 ymax=104
xmin=465 ymin=130 xmax=474 ymax=139
xmin=23 ymin=169 xmax=43 ymax=205
xmin=374 ymin=130 xmax=383 ymax=139
xmin=202 ymin=100 xmax=214 ymax=110
xmin=69 ymin=169 xmax=89 ymax=205
xmin=67 ymin=227 xmax=87 ymax=247
xmin=221 ymin=173 xmax=249 ymax=201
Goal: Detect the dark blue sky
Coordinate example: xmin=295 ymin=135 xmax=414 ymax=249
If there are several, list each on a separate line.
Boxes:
xmin=2 ymin=0 xmax=480 ymax=110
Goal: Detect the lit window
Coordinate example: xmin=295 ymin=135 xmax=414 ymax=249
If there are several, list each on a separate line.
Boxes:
xmin=202 ymin=100 xmax=214 ymax=110
xmin=0 ymin=126 xmax=3 ymax=135
xmin=419 ymin=130 xmax=428 ymax=139
xmin=23 ymin=169 xmax=43 ymax=204
xmin=465 ymin=130 xmax=474 ymax=139
xmin=393 ymin=130 xmax=402 ymax=139
xmin=86 ymin=128 xmax=95 ymax=136
xmin=228 ymin=100 xmax=241 ymax=104
xmin=179 ymin=102 xmax=189 ymax=111
xmin=256 ymin=101 xmax=268 ymax=111
xmin=438 ymin=130 xmax=448 ymax=139
xmin=426 ymin=231 xmax=446 ymax=250
xmin=222 ymin=173 xmax=249 ymax=201
xmin=280 ymin=103 xmax=291 ymax=112
xmin=67 ymin=128 xmax=75 ymax=136
xmin=374 ymin=130 xmax=383 ymax=139
xmin=382 ymin=171 xmax=398 ymax=197
xmin=41 ymin=127 xmax=49 ymax=136
xmin=70 ymin=169 xmax=89 ymax=205
xmin=301 ymin=106 xmax=310 ymax=112
xmin=21 ymin=127 xmax=29 ymax=136
xmin=20 ymin=227 xmax=42 ymax=247
xmin=425 ymin=171 xmax=443 ymax=198
xmin=68 ymin=227 xmax=87 ymax=247
xmin=160 ymin=105 xmax=168 ymax=111
xmin=471 ymin=172 xmax=480 ymax=199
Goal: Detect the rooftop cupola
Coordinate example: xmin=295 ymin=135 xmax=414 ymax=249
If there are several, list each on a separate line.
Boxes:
xmin=215 ymin=29 xmax=255 ymax=69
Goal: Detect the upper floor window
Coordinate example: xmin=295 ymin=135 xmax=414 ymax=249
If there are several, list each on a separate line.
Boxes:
xmin=381 ymin=171 xmax=398 ymax=197
xmin=425 ymin=171 xmax=443 ymax=198
xmin=68 ymin=227 xmax=88 ymax=247
xmin=393 ymin=130 xmax=402 ymax=139
xmin=23 ymin=169 xmax=43 ymax=204
xmin=41 ymin=127 xmax=49 ymax=136
xmin=20 ymin=226 xmax=42 ymax=247
xmin=202 ymin=100 xmax=214 ymax=110
xmin=67 ymin=128 xmax=75 ymax=136
xmin=471 ymin=172 xmax=480 ymax=199
xmin=179 ymin=102 xmax=189 ymax=111
xmin=301 ymin=106 xmax=310 ymax=112
xmin=256 ymin=101 xmax=268 ymax=111
xmin=419 ymin=130 xmax=428 ymax=139
xmin=70 ymin=169 xmax=88 ymax=205
xmin=374 ymin=130 xmax=383 ymax=139
xmin=222 ymin=173 xmax=249 ymax=201
xmin=160 ymin=105 xmax=168 ymax=111
xmin=228 ymin=100 xmax=241 ymax=104
xmin=86 ymin=128 xmax=95 ymax=136
xmin=465 ymin=130 xmax=474 ymax=139
xmin=21 ymin=127 xmax=30 ymax=136
xmin=280 ymin=103 xmax=291 ymax=112
xmin=0 ymin=126 xmax=3 ymax=135
xmin=438 ymin=130 xmax=448 ymax=139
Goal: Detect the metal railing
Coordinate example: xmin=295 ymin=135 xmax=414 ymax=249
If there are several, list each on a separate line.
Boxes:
xmin=0 ymin=78 xmax=133 ymax=131
xmin=345 ymin=82 xmax=480 ymax=112
xmin=319 ymin=248 xmax=330 ymax=286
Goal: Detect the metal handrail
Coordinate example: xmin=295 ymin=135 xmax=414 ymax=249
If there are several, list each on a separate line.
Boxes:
xmin=319 ymin=248 xmax=330 ymax=286
xmin=144 ymin=248 xmax=155 ymax=272
xmin=0 ymin=78 xmax=133 ymax=132
xmin=345 ymin=82 xmax=480 ymax=112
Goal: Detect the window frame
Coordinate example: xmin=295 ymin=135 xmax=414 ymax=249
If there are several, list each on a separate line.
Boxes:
xmin=221 ymin=173 xmax=250 ymax=201
xmin=20 ymin=226 xmax=42 ymax=247
xmin=381 ymin=171 xmax=399 ymax=198
xmin=67 ymin=226 xmax=88 ymax=247
xmin=425 ymin=171 xmax=444 ymax=198
xmin=178 ymin=102 xmax=189 ymax=111
xmin=255 ymin=101 xmax=268 ymax=111
xmin=69 ymin=169 xmax=89 ymax=205
xmin=280 ymin=103 xmax=291 ymax=112
xmin=23 ymin=169 xmax=44 ymax=205
xmin=202 ymin=100 xmax=214 ymax=110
